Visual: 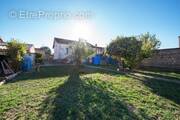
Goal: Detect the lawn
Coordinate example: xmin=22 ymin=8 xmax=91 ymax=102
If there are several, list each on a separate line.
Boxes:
xmin=0 ymin=65 xmax=180 ymax=120
xmin=89 ymin=64 xmax=180 ymax=81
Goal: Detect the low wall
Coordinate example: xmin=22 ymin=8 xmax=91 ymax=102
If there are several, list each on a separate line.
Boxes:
xmin=140 ymin=48 xmax=180 ymax=71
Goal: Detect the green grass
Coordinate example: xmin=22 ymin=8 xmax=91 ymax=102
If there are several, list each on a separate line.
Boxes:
xmin=0 ymin=65 xmax=180 ymax=120
xmin=86 ymin=64 xmax=118 ymax=70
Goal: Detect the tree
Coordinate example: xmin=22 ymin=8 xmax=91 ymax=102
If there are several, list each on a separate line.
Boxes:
xmin=40 ymin=46 xmax=51 ymax=55
xmin=71 ymin=40 xmax=89 ymax=66
xmin=7 ymin=39 xmax=27 ymax=71
xmin=107 ymin=33 xmax=160 ymax=69
xmin=107 ymin=36 xmax=142 ymax=69
xmin=139 ymin=32 xmax=161 ymax=59
xmin=35 ymin=53 xmax=43 ymax=64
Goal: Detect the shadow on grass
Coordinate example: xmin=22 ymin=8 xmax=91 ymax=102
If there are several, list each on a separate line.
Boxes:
xmin=7 ymin=65 xmax=125 ymax=84
xmin=38 ymin=69 xmax=149 ymax=120
xmin=6 ymin=66 xmax=74 ymax=83
xmin=129 ymin=74 xmax=180 ymax=105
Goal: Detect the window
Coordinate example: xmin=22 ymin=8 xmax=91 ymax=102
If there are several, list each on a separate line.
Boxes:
xmin=66 ymin=48 xmax=68 ymax=55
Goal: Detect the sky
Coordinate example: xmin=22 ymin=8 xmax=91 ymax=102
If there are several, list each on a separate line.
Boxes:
xmin=0 ymin=0 xmax=180 ymax=52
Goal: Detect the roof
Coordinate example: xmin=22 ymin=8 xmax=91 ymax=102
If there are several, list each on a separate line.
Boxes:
xmin=53 ymin=37 xmax=105 ymax=49
xmin=35 ymin=48 xmax=45 ymax=52
xmin=0 ymin=38 xmax=7 ymax=47
xmin=35 ymin=48 xmax=42 ymax=51
xmin=93 ymin=46 xmax=105 ymax=49
xmin=0 ymin=38 xmax=3 ymax=43
xmin=53 ymin=37 xmax=76 ymax=48
xmin=35 ymin=48 xmax=46 ymax=55
xmin=26 ymin=44 xmax=34 ymax=48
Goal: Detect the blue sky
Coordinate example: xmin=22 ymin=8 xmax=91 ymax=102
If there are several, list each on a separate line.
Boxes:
xmin=0 ymin=0 xmax=180 ymax=51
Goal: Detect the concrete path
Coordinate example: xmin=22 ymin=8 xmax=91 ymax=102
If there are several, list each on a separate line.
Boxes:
xmin=84 ymin=65 xmax=180 ymax=84
xmin=128 ymin=72 xmax=180 ymax=84
xmin=40 ymin=64 xmax=74 ymax=67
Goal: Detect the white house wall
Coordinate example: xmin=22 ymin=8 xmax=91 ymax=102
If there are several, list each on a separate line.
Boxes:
xmin=53 ymin=41 xmax=72 ymax=60
xmin=53 ymin=40 xmax=105 ymax=60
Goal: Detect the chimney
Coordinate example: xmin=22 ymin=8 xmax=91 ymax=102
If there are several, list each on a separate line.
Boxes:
xmin=179 ymin=36 xmax=180 ymax=48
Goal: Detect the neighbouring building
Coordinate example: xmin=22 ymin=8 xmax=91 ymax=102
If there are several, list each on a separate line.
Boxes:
xmin=53 ymin=37 xmax=105 ymax=62
xmin=140 ymin=36 xmax=180 ymax=71
xmin=0 ymin=38 xmax=7 ymax=56
xmin=26 ymin=44 xmax=35 ymax=54
xmin=35 ymin=48 xmax=46 ymax=58
xmin=0 ymin=38 xmax=13 ymax=76
xmin=93 ymin=44 xmax=105 ymax=54
xmin=35 ymin=48 xmax=52 ymax=63
xmin=26 ymin=44 xmax=36 ymax=64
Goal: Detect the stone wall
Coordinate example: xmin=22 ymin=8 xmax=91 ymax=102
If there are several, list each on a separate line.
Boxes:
xmin=140 ymin=48 xmax=180 ymax=71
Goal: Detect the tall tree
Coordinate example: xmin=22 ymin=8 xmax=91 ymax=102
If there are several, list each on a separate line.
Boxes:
xmin=71 ymin=40 xmax=89 ymax=66
xmin=107 ymin=36 xmax=141 ymax=68
xmin=139 ymin=32 xmax=161 ymax=59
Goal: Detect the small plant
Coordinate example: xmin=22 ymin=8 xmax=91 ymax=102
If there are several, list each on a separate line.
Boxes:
xmin=71 ymin=40 xmax=92 ymax=67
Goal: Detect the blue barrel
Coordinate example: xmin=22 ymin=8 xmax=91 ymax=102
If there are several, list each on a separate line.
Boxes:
xmin=93 ymin=55 xmax=101 ymax=65
xmin=22 ymin=55 xmax=33 ymax=71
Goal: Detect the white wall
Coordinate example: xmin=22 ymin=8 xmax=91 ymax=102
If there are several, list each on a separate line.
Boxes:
xmin=53 ymin=41 xmax=72 ymax=60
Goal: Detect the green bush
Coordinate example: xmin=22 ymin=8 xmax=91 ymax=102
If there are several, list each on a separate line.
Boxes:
xmin=7 ymin=39 xmax=27 ymax=71
xmin=35 ymin=53 xmax=43 ymax=64
xmin=107 ymin=32 xmax=160 ymax=69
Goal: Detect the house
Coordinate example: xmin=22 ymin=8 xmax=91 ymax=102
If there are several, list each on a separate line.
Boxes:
xmin=0 ymin=38 xmax=14 ymax=75
xmin=27 ymin=45 xmax=52 ymax=64
xmin=25 ymin=44 xmax=36 ymax=64
xmin=26 ymin=44 xmax=35 ymax=54
xmin=35 ymin=48 xmax=51 ymax=63
xmin=53 ymin=37 xmax=105 ymax=62
xmin=0 ymin=38 xmax=7 ymax=56
xmin=93 ymin=44 xmax=105 ymax=54
xmin=35 ymin=48 xmax=46 ymax=57
xmin=53 ymin=38 xmax=74 ymax=61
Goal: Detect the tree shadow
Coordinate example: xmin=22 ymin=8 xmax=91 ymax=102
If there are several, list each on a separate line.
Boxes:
xmin=6 ymin=65 xmax=75 ymax=83
xmin=129 ymin=74 xmax=180 ymax=105
xmin=7 ymin=65 xmax=125 ymax=84
xmin=38 ymin=69 xmax=149 ymax=120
